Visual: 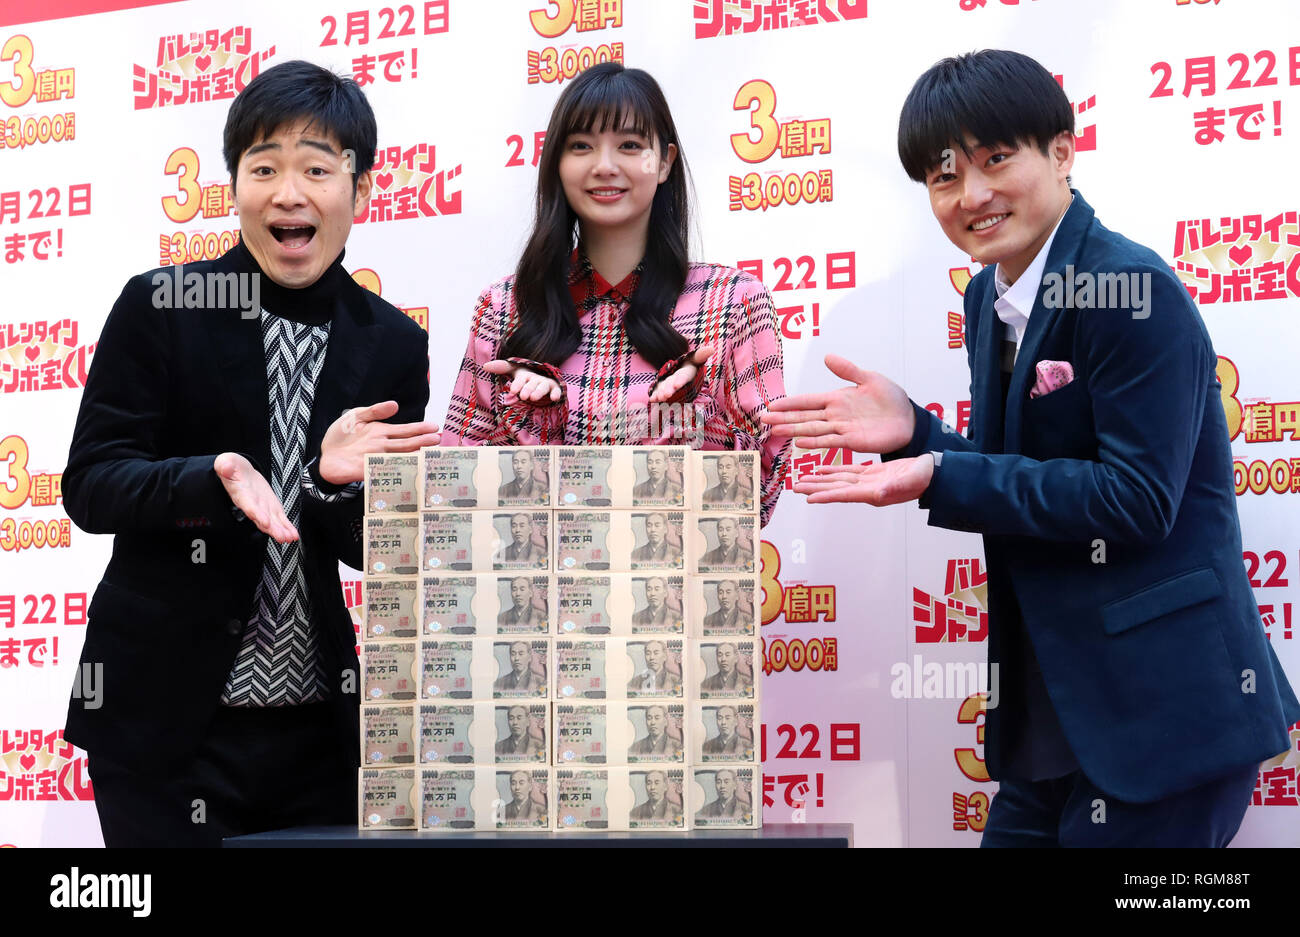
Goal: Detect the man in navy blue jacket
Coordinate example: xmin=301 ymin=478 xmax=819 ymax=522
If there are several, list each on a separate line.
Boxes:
xmin=764 ymin=50 xmax=1299 ymax=846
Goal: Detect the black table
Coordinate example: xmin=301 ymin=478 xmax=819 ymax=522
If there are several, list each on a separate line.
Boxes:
xmin=225 ymin=822 xmax=852 ymax=847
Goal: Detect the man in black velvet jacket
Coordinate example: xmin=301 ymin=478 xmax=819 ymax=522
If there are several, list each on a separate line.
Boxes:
xmin=62 ymin=60 xmax=439 ymax=846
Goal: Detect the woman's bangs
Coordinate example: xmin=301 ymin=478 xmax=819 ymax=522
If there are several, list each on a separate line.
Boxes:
xmin=559 ymin=79 xmax=655 ymax=141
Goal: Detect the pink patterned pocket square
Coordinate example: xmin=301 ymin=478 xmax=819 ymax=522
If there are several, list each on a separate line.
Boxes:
xmin=1029 ymin=360 xmax=1075 ymax=399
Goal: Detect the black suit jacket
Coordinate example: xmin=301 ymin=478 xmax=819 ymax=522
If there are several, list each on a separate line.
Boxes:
xmin=62 ymin=244 xmax=429 ymax=769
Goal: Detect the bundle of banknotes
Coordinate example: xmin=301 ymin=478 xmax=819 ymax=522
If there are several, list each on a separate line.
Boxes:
xmin=359 ymin=446 xmax=762 ymax=833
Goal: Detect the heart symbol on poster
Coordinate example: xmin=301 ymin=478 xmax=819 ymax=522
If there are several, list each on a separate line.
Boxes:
xmin=376 ymin=172 xmax=394 ymax=191
xmin=194 ymin=53 xmax=212 ymax=72
xmin=19 ymin=753 xmax=35 ymax=771
xmin=24 ymin=345 xmax=39 ymax=362
xmin=1228 ymin=244 xmax=1252 ymax=267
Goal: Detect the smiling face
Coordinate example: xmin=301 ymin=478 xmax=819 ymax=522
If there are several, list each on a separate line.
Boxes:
xmin=925 ymin=132 xmax=1074 ymax=284
xmin=559 ymin=122 xmax=675 ymax=240
xmin=233 ymin=120 xmax=371 ymax=288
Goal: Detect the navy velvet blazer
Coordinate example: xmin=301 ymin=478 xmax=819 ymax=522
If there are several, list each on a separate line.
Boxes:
xmin=891 ymin=190 xmax=1299 ymax=802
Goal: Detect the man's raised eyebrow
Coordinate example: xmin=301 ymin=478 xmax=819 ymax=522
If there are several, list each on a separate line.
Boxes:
xmin=298 ymin=137 xmax=339 ymax=156
xmin=243 ymin=138 xmax=339 ymax=158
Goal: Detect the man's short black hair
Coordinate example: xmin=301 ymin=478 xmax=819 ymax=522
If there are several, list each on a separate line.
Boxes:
xmin=897 ymin=49 xmax=1074 ymax=182
xmin=223 ymin=59 xmax=377 ymax=192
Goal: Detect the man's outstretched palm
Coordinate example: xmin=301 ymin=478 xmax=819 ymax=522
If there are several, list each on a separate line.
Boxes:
xmin=761 ymin=354 xmax=914 ymax=454
xmin=793 ymin=457 xmax=934 ymax=507
xmin=215 ymin=452 xmax=298 ymax=544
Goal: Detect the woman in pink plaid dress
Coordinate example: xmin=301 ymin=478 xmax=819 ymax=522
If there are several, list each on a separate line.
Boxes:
xmin=441 ymin=63 xmax=790 ymax=526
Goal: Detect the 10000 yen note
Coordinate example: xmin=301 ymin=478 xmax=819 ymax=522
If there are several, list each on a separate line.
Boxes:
xmin=362 ymin=704 xmax=415 ymax=766
xmin=627 ymin=767 xmax=688 ymax=831
xmin=691 ymin=766 xmax=758 ymax=829
xmin=557 ymin=574 xmax=686 ymax=635
xmin=366 ymin=453 xmax=420 ymax=515
xmin=689 ymin=576 xmax=758 ymax=637
xmin=691 ymin=451 xmax=758 ymax=514
xmin=420 ymin=768 xmax=483 ymax=831
xmin=696 ymin=640 xmax=758 ymax=699
xmin=691 ymin=513 xmax=758 ymax=574
xmin=555 ymin=768 xmax=612 ymax=831
xmin=494 ymin=768 xmax=551 ymax=830
xmin=555 ymin=511 xmax=687 ymax=572
xmin=418 ymin=703 xmax=482 ymax=764
xmin=692 ymin=702 xmax=757 ymax=764
xmin=366 ymin=516 xmax=420 ymax=576
xmin=423 ymin=447 xmax=555 ymax=509
xmin=556 ymin=447 xmax=689 ymax=509
xmin=364 ymin=578 xmax=419 ymax=639
xmin=363 ymin=642 xmax=417 ymax=702
xmin=359 ymin=767 xmax=417 ymax=829
xmin=421 ymin=574 xmax=553 ymax=636
xmin=419 ymin=637 xmax=551 ymax=700
xmin=420 ymin=767 xmax=551 ymax=832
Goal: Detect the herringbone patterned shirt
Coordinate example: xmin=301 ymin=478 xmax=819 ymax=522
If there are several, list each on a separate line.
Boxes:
xmin=221 ymin=311 xmax=358 ymax=706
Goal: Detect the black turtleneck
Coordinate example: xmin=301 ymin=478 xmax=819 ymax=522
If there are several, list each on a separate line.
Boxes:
xmin=223 ymin=238 xmax=349 ymax=326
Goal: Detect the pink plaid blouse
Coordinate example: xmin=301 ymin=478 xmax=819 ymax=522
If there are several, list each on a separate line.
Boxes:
xmin=441 ymin=255 xmax=791 ymax=526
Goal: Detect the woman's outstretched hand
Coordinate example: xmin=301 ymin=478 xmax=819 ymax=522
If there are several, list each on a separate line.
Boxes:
xmin=484 ymin=360 xmax=564 ymax=403
xmin=649 ymin=346 xmax=713 ymax=403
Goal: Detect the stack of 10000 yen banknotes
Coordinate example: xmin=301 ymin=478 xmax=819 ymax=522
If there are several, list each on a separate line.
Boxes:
xmin=358 ymin=446 xmax=762 ymax=833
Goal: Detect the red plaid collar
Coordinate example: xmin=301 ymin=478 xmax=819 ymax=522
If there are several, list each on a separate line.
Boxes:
xmin=568 ymin=249 xmax=641 ymax=306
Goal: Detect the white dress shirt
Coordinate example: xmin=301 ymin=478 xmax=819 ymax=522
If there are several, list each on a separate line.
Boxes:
xmin=993 ymin=195 xmax=1073 ymax=357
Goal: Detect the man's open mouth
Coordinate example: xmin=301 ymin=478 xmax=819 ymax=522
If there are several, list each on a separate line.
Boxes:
xmin=270 ymin=225 xmax=317 ymax=249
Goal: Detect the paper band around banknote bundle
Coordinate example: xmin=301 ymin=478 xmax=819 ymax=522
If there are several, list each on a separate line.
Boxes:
xmin=419 ymin=573 xmax=552 ymax=636
xmin=556 ymin=446 xmax=690 ymax=509
xmin=554 ymin=636 xmax=687 ymax=701
xmin=419 ymin=637 xmax=551 ymax=700
xmin=422 ymin=447 xmax=555 ymax=509
xmin=553 ymin=701 xmax=687 ymax=766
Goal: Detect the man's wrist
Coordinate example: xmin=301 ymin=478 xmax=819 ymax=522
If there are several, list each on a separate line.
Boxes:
xmin=308 ymin=455 xmax=351 ymax=494
xmin=919 ymin=451 xmax=941 ymax=508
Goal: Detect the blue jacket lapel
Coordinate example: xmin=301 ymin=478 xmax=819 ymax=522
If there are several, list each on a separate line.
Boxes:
xmin=970 ymin=272 xmax=1005 ymax=453
xmin=1003 ymin=189 xmax=1096 ymax=453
